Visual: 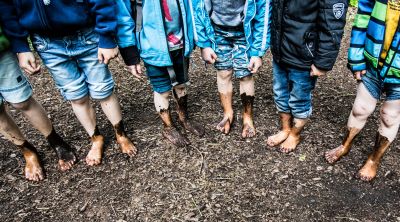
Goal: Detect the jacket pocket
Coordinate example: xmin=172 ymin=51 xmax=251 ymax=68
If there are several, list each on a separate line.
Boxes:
xmin=303 ymin=31 xmax=317 ymax=59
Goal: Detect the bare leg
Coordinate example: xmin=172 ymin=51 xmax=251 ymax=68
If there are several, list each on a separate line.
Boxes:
xmin=358 ymin=100 xmax=400 ymax=181
xmin=154 ymin=91 xmax=188 ymax=147
xmin=325 ymin=83 xmax=377 ymax=163
xmin=11 ymin=97 xmax=76 ymax=171
xmin=240 ymin=76 xmax=256 ymax=138
xmin=70 ymin=96 xmax=103 ymax=166
xmin=173 ymin=84 xmax=205 ymax=137
xmin=0 ymin=104 xmax=43 ymax=181
xmin=217 ymin=70 xmax=234 ymax=134
xmin=99 ymin=93 xmax=137 ymax=157
xmin=280 ymin=118 xmax=308 ymax=153
xmin=267 ymin=112 xmax=292 ymax=147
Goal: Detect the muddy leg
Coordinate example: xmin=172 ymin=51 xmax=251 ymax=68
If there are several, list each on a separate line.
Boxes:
xmin=11 ymin=97 xmax=76 ymax=171
xmin=155 ymin=91 xmax=188 ymax=147
xmin=325 ymin=83 xmax=377 ymax=163
xmin=0 ymin=104 xmax=44 ymax=181
xmin=217 ymin=70 xmax=234 ymax=134
xmin=358 ymin=100 xmax=400 ymax=181
xmin=113 ymin=121 xmax=137 ymax=157
xmin=267 ymin=112 xmax=292 ymax=147
xmin=280 ymin=118 xmax=308 ymax=153
xmin=240 ymin=76 xmax=256 ymax=138
xmin=173 ymin=84 xmax=205 ymax=137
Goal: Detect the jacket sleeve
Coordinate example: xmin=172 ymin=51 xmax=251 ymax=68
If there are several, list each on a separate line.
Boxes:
xmin=347 ymin=0 xmax=374 ymax=72
xmin=313 ymin=0 xmax=348 ymax=71
xmin=0 ymin=0 xmax=31 ymax=53
xmin=193 ymin=0 xmax=213 ymax=49
xmin=115 ymin=0 xmax=140 ymax=65
xmin=87 ymin=0 xmax=118 ymax=49
xmin=249 ymin=0 xmax=271 ymax=57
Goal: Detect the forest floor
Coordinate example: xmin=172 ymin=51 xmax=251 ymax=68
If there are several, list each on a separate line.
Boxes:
xmin=1 ymin=9 xmax=399 ymax=222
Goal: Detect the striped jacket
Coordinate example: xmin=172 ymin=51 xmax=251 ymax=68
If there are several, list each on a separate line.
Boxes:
xmin=193 ymin=0 xmax=271 ymax=58
xmin=348 ymin=0 xmax=400 ymax=84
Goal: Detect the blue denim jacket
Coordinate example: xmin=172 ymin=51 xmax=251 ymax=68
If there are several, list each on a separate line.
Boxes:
xmin=115 ymin=0 xmax=196 ymax=67
xmin=193 ymin=0 xmax=272 ymax=58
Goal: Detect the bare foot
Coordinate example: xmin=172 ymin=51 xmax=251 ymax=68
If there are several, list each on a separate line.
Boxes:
xmin=55 ymin=144 xmax=76 ymax=171
xmin=357 ymin=160 xmax=378 ymax=181
xmin=217 ymin=113 xmax=233 ymax=134
xmin=280 ymin=133 xmax=300 ymax=153
xmin=181 ymin=120 xmax=205 ymax=137
xmin=116 ymin=135 xmax=137 ymax=157
xmin=86 ymin=135 xmax=104 ymax=166
xmin=163 ymin=127 xmax=189 ymax=147
xmin=242 ymin=121 xmax=256 ymax=138
xmin=267 ymin=130 xmax=290 ymax=147
xmin=25 ymin=154 xmax=44 ymax=181
xmin=325 ymin=145 xmax=348 ymax=164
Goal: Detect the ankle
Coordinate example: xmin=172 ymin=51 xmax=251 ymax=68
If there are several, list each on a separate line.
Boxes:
xmin=113 ymin=121 xmax=127 ymax=137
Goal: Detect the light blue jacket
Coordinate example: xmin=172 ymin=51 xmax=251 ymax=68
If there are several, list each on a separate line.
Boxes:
xmin=115 ymin=0 xmax=196 ymax=67
xmin=193 ymin=0 xmax=271 ymax=58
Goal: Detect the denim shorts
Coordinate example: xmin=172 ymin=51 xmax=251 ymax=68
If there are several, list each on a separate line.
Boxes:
xmin=273 ymin=61 xmax=317 ymax=119
xmin=0 ymin=51 xmax=32 ymax=105
xmin=362 ymin=72 xmax=400 ymax=101
xmin=144 ymin=49 xmax=189 ymax=93
xmin=31 ymin=28 xmax=114 ymax=101
xmin=213 ymin=24 xmax=251 ymax=78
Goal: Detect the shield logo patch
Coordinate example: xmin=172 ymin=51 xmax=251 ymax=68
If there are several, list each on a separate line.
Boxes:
xmin=333 ymin=3 xmax=345 ymax=19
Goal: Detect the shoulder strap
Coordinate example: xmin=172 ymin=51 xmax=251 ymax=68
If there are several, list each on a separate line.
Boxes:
xmin=131 ymin=0 xmax=143 ymax=32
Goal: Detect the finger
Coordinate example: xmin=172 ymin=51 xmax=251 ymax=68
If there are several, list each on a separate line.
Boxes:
xmin=103 ymin=56 xmax=110 ymax=65
xmin=98 ymin=53 xmax=104 ymax=63
xmin=361 ymin=70 xmax=367 ymax=75
xmin=248 ymin=61 xmax=255 ymax=71
xmin=136 ymin=65 xmax=142 ymax=75
xmin=24 ymin=64 xmax=36 ymax=74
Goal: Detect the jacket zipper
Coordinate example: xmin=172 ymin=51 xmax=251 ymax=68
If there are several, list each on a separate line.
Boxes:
xmin=244 ymin=0 xmax=254 ymax=59
xmin=383 ymin=25 xmax=400 ymax=79
xmin=35 ymin=0 xmax=51 ymax=30
xmin=159 ymin=0 xmax=174 ymax=63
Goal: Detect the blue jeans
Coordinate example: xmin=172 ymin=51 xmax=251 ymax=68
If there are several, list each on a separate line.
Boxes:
xmin=362 ymin=72 xmax=400 ymax=101
xmin=31 ymin=28 xmax=114 ymax=101
xmin=273 ymin=62 xmax=317 ymax=119
xmin=0 ymin=51 xmax=32 ymax=105
xmin=213 ymin=25 xmax=251 ymax=78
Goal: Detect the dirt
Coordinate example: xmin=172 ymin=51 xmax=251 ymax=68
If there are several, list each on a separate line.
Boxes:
xmin=1 ymin=9 xmax=400 ymax=222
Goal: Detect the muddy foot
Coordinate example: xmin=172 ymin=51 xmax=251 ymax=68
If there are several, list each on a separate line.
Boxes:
xmin=217 ymin=114 xmax=233 ymax=134
xmin=242 ymin=122 xmax=256 ymax=138
xmin=86 ymin=135 xmax=104 ymax=166
xmin=357 ymin=160 xmax=378 ymax=182
xmin=55 ymin=143 xmax=76 ymax=171
xmin=280 ymin=134 xmax=300 ymax=153
xmin=267 ymin=130 xmax=290 ymax=147
xmin=116 ymin=135 xmax=137 ymax=157
xmin=25 ymin=155 xmax=44 ymax=181
xmin=181 ymin=120 xmax=205 ymax=137
xmin=163 ymin=127 xmax=190 ymax=147
xmin=325 ymin=145 xmax=348 ymax=164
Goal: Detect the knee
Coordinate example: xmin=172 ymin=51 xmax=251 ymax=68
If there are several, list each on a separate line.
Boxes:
xmin=217 ymin=70 xmax=232 ymax=81
xmin=11 ymin=99 xmax=32 ymax=111
xmin=381 ymin=107 xmax=400 ymax=128
xmin=71 ymin=96 xmax=90 ymax=106
xmin=352 ymin=103 xmax=374 ymax=119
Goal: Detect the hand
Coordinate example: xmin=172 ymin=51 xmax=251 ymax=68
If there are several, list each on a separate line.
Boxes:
xmin=201 ymin=47 xmax=217 ymax=64
xmin=248 ymin=56 xmax=263 ymax=74
xmin=17 ymin=52 xmax=41 ymax=74
xmin=127 ymin=64 xmax=143 ymax=80
xmin=353 ymin=70 xmax=366 ymax=80
xmin=98 ymin=47 xmax=119 ymax=64
xmin=310 ymin=64 xmax=327 ymax=77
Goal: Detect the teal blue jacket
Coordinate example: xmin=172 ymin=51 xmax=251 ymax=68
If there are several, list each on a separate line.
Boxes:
xmin=115 ymin=0 xmax=196 ymax=67
xmin=193 ymin=0 xmax=271 ymax=57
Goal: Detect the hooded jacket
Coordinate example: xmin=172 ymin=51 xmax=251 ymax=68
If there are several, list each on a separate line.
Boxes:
xmin=271 ymin=0 xmax=348 ymax=71
xmin=0 ymin=0 xmax=117 ymax=53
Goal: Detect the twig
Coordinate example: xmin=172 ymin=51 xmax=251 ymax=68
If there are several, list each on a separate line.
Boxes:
xmin=191 ymin=196 xmax=203 ymax=217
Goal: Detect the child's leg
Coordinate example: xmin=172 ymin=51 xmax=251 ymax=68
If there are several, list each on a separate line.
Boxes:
xmin=357 ymin=99 xmax=400 ymax=181
xmin=216 ymin=69 xmax=234 ymax=134
xmin=0 ymin=104 xmax=43 ymax=181
xmin=239 ymin=76 xmax=255 ymax=138
xmin=70 ymin=96 xmax=104 ymax=166
xmin=173 ymin=84 xmax=205 ymax=137
xmin=11 ymin=97 xmax=76 ymax=171
xmin=280 ymin=69 xmax=317 ymax=153
xmin=154 ymin=91 xmax=189 ymax=147
xmin=325 ymin=83 xmax=377 ymax=163
xmin=99 ymin=93 xmax=137 ymax=157
xmin=267 ymin=62 xmax=292 ymax=147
